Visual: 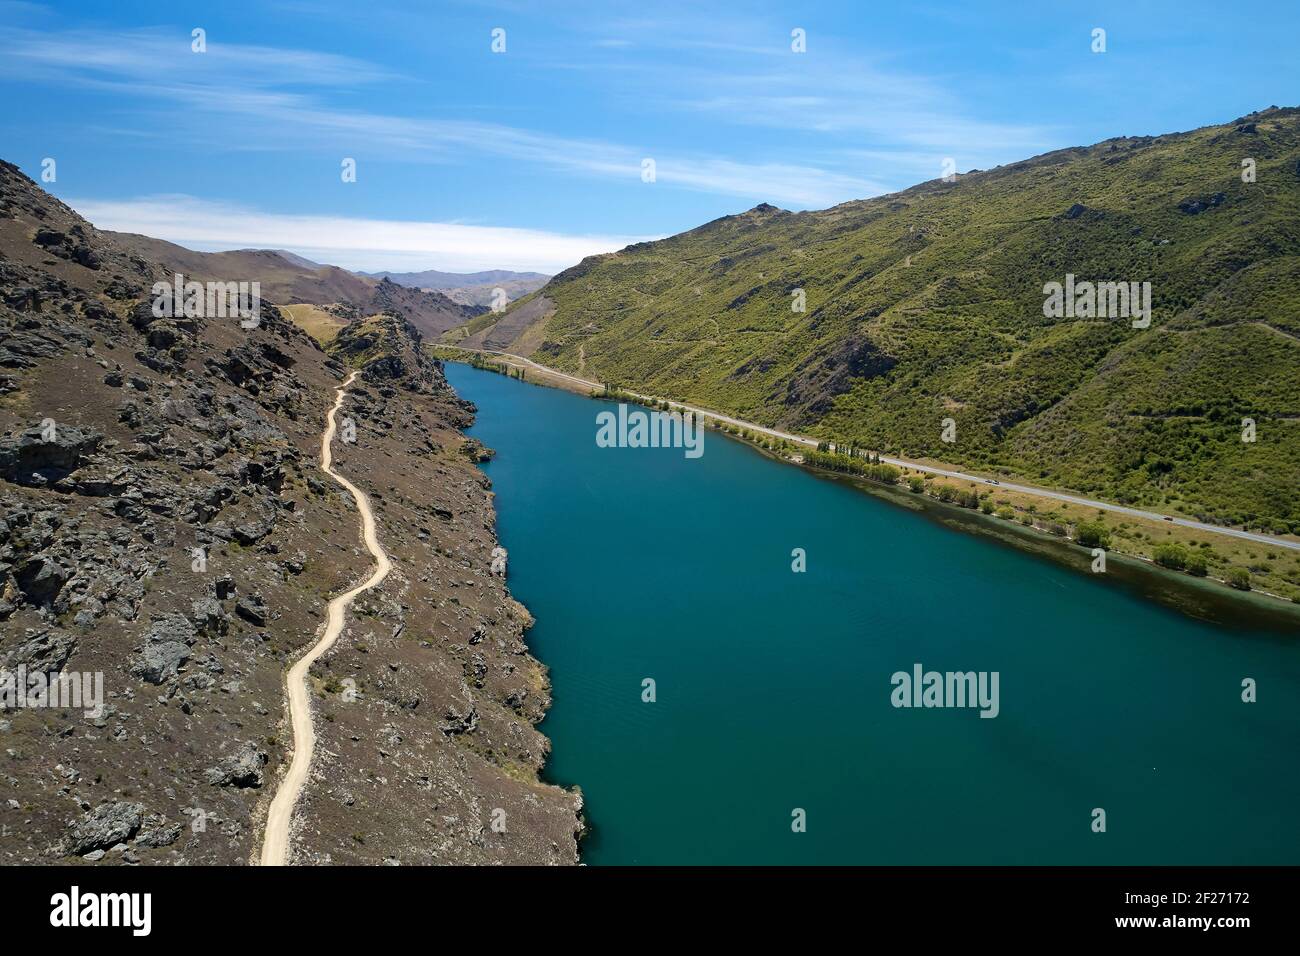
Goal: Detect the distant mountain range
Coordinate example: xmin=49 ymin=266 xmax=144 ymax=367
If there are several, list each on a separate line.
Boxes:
xmin=363 ymin=268 xmax=549 ymax=286
xmin=454 ymin=106 xmax=1300 ymax=535
xmin=361 ymin=268 xmax=550 ymax=309
xmin=102 ymin=235 xmax=486 ymax=339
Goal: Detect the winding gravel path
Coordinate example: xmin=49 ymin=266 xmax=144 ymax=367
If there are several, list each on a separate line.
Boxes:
xmin=260 ymin=371 xmax=392 ymax=865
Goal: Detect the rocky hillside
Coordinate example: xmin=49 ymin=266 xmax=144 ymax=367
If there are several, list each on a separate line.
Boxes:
xmin=0 ymin=160 xmax=581 ymax=864
xmin=104 ymin=233 xmax=486 ymax=340
xmin=461 ymin=107 xmax=1300 ymax=535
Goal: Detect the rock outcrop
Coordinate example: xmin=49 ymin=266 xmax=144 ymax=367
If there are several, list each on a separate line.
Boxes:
xmin=0 ymin=159 xmax=582 ymax=866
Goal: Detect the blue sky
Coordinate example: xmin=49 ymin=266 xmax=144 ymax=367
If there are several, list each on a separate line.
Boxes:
xmin=1 ymin=0 xmax=1296 ymax=272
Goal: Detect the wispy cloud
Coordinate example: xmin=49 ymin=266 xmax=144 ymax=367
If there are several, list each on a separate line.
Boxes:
xmin=536 ymin=10 xmax=1057 ymax=181
xmin=0 ymin=24 xmax=882 ymax=208
xmin=4 ymin=25 xmax=396 ymax=87
xmin=70 ymin=194 xmax=653 ymax=273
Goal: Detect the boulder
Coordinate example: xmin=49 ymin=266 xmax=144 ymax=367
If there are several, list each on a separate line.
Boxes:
xmin=14 ymin=554 xmax=69 ymax=605
xmin=232 ymin=518 xmax=273 ymax=545
xmin=132 ymin=613 xmax=197 ymax=684
xmin=190 ymin=597 xmax=230 ymax=637
xmin=2 ymin=627 xmax=77 ymax=672
xmin=135 ymin=815 xmax=182 ymax=848
xmin=0 ymin=423 xmax=101 ymax=486
xmin=440 ymin=704 xmax=479 ymax=736
xmin=235 ymin=594 xmax=268 ymax=626
xmin=1178 ymin=192 xmax=1226 ymax=215
xmin=66 ymin=802 xmax=144 ymax=856
xmin=205 ymin=741 xmax=267 ymax=787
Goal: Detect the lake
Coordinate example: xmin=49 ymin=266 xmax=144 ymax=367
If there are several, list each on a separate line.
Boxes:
xmin=445 ymin=362 xmax=1300 ymax=865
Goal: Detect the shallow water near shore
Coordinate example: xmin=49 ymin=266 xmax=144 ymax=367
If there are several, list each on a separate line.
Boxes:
xmin=446 ymin=362 xmax=1300 ymax=865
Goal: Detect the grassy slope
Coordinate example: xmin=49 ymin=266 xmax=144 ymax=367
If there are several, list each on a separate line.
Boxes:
xmin=467 ymin=107 xmax=1300 ymax=534
xmin=280 ymin=303 xmax=347 ymax=344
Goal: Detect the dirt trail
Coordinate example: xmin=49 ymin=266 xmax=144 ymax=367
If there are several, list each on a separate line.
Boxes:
xmin=259 ymin=371 xmax=392 ymax=865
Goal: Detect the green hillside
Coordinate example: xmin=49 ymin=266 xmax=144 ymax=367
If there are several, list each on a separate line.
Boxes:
xmin=456 ymin=107 xmax=1300 ymax=534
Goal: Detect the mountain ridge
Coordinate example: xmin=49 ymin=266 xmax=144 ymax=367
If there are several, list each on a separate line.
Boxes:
xmin=103 ymin=231 xmax=488 ymax=340
xmin=455 ymin=106 xmax=1300 ymax=534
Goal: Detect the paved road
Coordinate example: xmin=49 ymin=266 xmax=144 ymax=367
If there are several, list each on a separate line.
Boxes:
xmin=260 ymin=372 xmax=394 ymax=866
xmin=457 ymin=346 xmax=1300 ymax=553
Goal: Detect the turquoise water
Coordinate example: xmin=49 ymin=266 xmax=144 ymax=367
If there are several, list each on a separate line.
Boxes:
xmin=445 ymin=363 xmax=1300 ymax=865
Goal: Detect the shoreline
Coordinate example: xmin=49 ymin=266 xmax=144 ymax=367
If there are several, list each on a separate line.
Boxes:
xmin=436 ymin=347 xmax=1300 ymax=629
xmin=804 ymin=463 xmax=1300 ymax=633
xmin=449 ymin=374 xmax=589 ymax=861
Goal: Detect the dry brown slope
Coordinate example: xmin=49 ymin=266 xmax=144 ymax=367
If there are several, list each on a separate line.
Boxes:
xmin=104 ymin=231 xmax=485 ymax=340
xmin=0 ymin=160 xmax=581 ymax=865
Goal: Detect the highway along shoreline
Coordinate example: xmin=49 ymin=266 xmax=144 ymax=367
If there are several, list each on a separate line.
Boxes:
xmin=437 ymin=348 xmax=1300 ymax=631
